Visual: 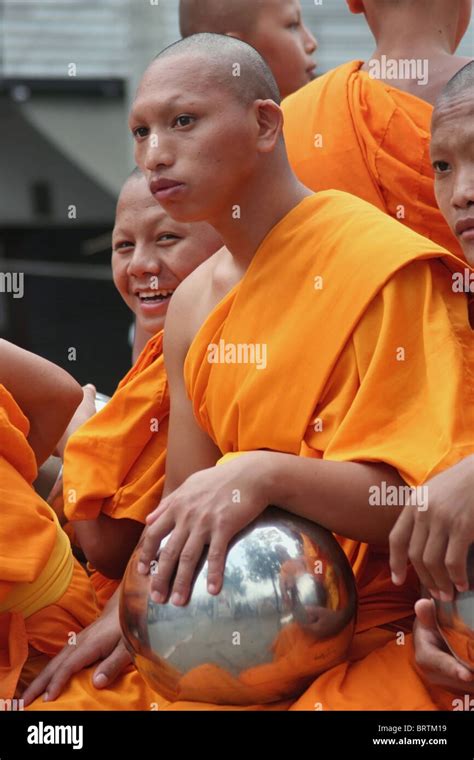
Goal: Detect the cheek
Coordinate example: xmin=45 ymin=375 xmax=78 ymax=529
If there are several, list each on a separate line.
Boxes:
xmin=112 ymin=259 xmax=131 ymax=300
xmin=434 ymin=180 xmax=452 ymax=220
xmin=134 ymin=142 xmax=145 ymax=170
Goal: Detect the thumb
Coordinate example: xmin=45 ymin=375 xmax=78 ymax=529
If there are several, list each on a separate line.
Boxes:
xmin=83 ymin=384 xmax=97 ymax=396
xmin=415 ymin=598 xmax=437 ymax=629
xmin=92 ymin=642 xmax=132 ymax=689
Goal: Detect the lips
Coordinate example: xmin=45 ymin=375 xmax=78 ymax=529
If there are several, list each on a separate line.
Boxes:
xmin=455 ymin=218 xmax=474 ymax=237
xmin=150 ymin=178 xmax=184 ymax=195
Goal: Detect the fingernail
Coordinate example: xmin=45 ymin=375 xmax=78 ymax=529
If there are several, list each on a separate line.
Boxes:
xmin=42 ymin=692 xmax=49 ymax=702
xmin=208 ymin=584 xmax=218 ymax=595
xmin=138 ymin=562 xmax=147 ymax=575
xmin=428 ymin=588 xmax=441 ymax=600
xmin=440 ymin=590 xmax=453 ymax=603
xmin=171 ymin=592 xmax=183 ymax=606
xmin=391 ymin=572 xmax=402 ymax=586
xmin=456 ymin=583 xmax=468 ymax=593
xmin=93 ymin=673 xmax=108 ymax=688
xmin=151 ymin=591 xmax=164 ymax=603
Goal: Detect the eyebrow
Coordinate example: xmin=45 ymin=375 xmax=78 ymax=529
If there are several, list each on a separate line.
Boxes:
xmin=130 ymin=92 xmax=202 ymax=122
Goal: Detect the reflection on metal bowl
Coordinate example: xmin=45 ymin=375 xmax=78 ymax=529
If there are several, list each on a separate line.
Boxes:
xmin=120 ymin=506 xmax=358 ymax=705
xmin=434 ymin=544 xmax=474 ymax=671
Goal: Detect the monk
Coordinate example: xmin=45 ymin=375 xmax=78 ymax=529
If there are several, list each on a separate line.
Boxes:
xmin=289 ymin=61 xmax=474 ymax=710
xmin=132 ymin=0 xmax=318 ymax=360
xmin=282 ymin=0 xmax=473 ymax=257
xmin=0 ymin=341 xmax=99 ymax=701
xmin=24 ymin=33 xmax=472 ymax=711
xmin=179 ymin=0 xmax=317 ymax=99
xmin=56 ymin=169 xmax=222 ymax=607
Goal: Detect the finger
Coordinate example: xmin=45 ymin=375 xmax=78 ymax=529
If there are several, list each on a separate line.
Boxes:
xmin=415 ymin=599 xmax=473 ymax=683
xmin=41 ymin=644 xmax=100 ymax=702
xmin=445 ymin=533 xmax=472 ymax=593
xmin=407 ymin=522 xmax=438 ymax=593
xmin=421 ymin=528 xmax=453 ymax=599
xmin=206 ymin=533 xmax=229 ymax=595
xmin=170 ymin=532 xmax=207 ymax=606
xmin=149 ymin=528 xmax=189 ymax=603
xmin=414 ymin=598 xmax=438 ymax=628
xmin=138 ymin=513 xmax=175 ymax=575
xmin=145 ymin=494 xmax=172 ymax=526
xmin=92 ymin=640 xmax=132 ymax=688
xmin=22 ymin=649 xmax=69 ymax=705
xmin=389 ymin=507 xmax=414 ymax=585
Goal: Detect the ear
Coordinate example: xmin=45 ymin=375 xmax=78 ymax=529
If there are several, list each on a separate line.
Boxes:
xmin=253 ymin=99 xmax=284 ymax=154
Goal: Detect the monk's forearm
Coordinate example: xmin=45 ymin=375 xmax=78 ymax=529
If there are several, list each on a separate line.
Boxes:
xmin=259 ymin=452 xmax=405 ymax=544
xmin=73 ymin=515 xmax=143 ymax=579
xmin=0 ymin=340 xmax=83 ymax=466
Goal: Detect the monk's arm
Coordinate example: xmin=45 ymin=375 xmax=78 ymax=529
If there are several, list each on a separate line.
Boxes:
xmin=73 ymin=515 xmax=144 ymax=579
xmin=253 ymin=453 xmax=404 ymax=544
xmin=161 ymin=278 xmax=223 ymax=496
xmin=0 ymin=339 xmax=82 ymax=466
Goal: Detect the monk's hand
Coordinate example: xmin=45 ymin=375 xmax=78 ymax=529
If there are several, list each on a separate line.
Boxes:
xmin=413 ymin=599 xmax=474 ymax=694
xmin=389 ymin=455 xmax=474 ymax=601
xmin=138 ymin=452 xmax=271 ymax=605
xmin=22 ymin=589 xmax=131 ymax=705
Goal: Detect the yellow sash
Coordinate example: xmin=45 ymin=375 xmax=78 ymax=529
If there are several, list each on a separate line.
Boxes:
xmin=0 ymin=513 xmax=74 ymax=618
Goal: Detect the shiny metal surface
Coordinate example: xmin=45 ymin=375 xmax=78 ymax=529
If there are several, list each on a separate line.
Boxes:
xmin=120 ymin=506 xmax=357 ymax=705
xmin=435 ymin=544 xmax=474 ymax=671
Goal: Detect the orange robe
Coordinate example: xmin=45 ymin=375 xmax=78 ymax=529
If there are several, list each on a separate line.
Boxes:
xmin=0 ymin=386 xmax=99 ymax=700
xmin=28 ymin=191 xmax=473 ymax=711
xmin=282 ymin=60 xmax=463 ymax=259
xmin=63 ymin=332 xmax=168 ymax=607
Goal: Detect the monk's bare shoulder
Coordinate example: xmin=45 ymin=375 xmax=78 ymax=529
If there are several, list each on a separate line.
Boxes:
xmin=164 ymin=247 xmax=228 ymax=362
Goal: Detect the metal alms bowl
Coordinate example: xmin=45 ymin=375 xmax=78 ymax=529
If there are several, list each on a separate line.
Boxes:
xmin=120 ymin=506 xmax=357 ymax=706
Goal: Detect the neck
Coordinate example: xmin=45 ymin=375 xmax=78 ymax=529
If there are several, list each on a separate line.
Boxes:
xmin=368 ymin=2 xmax=461 ymax=58
xmin=208 ymin=159 xmax=312 ymax=267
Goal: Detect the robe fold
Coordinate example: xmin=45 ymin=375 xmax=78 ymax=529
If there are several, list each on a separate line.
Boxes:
xmin=282 ymin=61 xmax=463 ymax=258
xmin=63 ymin=332 xmax=169 ymax=607
xmin=27 ymin=191 xmax=473 ymax=711
xmin=0 ymin=386 xmax=99 ymax=700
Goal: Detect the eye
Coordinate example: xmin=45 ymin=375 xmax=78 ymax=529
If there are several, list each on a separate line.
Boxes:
xmin=157 ymin=233 xmax=181 ymax=244
xmin=433 ymin=160 xmax=451 ymax=174
xmin=132 ymin=126 xmax=149 ymax=139
xmin=114 ymin=241 xmax=134 ymax=252
xmin=172 ymin=114 xmax=195 ymax=128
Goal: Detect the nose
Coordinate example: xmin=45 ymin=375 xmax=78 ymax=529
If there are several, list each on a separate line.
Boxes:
xmin=140 ymin=132 xmax=174 ymax=173
xmin=452 ymin=165 xmax=474 ymax=209
xmin=303 ymin=24 xmax=318 ymax=55
xmin=128 ymin=241 xmax=162 ymax=279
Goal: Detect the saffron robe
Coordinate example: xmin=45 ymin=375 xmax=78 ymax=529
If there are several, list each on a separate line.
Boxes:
xmin=282 ymin=61 xmax=463 ymax=258
xmin=27 ymin=191 xmax=473 ymax=710
xmin=63 ymin=332 xmax=169 ymax=607
xmin=0 ymin=386 xmax=99 ymax=700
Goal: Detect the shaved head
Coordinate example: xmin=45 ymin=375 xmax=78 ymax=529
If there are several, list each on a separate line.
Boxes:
xmin=179 ymin=0 xmax=260 ymax=38
xmin=155 ymin=33 xmax=281 ymax=105
xmin=436 ymin=60 xmax=474 ymax=108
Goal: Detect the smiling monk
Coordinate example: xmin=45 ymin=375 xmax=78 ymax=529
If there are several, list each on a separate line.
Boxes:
xmin=24 ymin=34 xmax=473 ymax=712
xmin=283 ymin=0 xmax=473 ymax=258
xmin=57 ymin=169 xmax=222 ymax=607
